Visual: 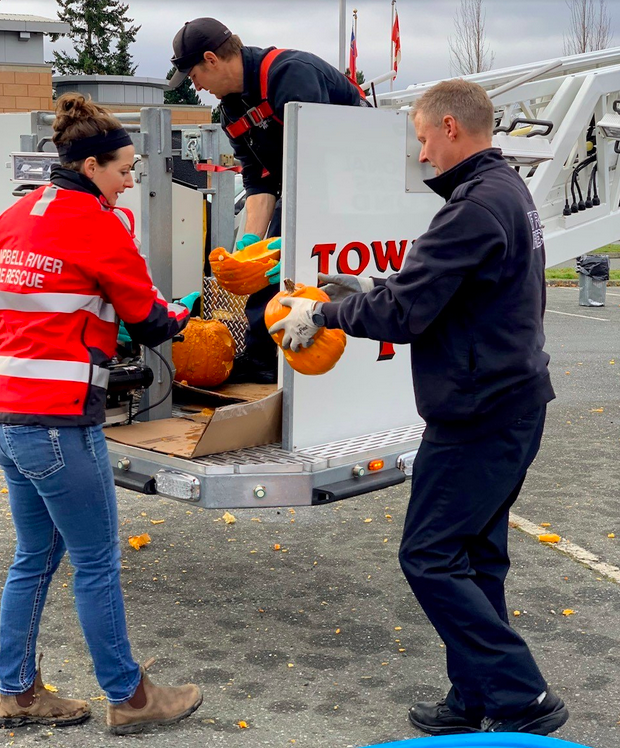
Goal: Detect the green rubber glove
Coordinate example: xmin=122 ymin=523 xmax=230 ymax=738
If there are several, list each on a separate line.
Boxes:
xmin=117 ymin=321 xmax=132 ymax=345
xmin=235 ymin=232 xmax=261 ymax=252
xmin=265 ymin=262 xmax=281 ymax=285
xmin=179 ymin=291 xmax=201 ymax=312
xmin=264 ymin=238 xmax=281 ymax=284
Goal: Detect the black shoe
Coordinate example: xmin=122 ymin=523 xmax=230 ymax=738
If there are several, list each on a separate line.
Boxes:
xmin=481 ymin=689 xmax=569 ymax=735
xmin=408 ymin=698 xmax=482 ymax=736
xmin=226 ymin=355 xmax=277 ymax=385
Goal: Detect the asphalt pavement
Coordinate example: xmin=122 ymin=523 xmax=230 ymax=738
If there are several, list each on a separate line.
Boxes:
xmin=0 ymin=285 xmax=618 ymax=748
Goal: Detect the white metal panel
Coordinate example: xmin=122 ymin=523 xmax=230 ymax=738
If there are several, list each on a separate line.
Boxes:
xmin=0 ymin=113 xmax=31 ymax=213
xmin=283 ymin=103 xmax=442 ymax=451
xmin=117 ymin=182 xmax=203 ymax=299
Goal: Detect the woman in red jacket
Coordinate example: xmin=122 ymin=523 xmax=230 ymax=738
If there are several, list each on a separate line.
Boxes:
xmin=0 ymin=94 xmax=202 ymax=734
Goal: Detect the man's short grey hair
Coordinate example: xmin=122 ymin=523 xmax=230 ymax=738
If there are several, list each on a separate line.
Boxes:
xmin=412 ymin=79 xmax=494 ymax=137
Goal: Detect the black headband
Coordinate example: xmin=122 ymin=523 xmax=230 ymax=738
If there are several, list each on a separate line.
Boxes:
xmin=57 ymin=128 xmax=133 ymax=164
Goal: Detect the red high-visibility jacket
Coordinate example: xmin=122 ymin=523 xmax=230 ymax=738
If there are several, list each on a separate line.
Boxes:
xmin=0 ymin=184 xmax=190 ymax=426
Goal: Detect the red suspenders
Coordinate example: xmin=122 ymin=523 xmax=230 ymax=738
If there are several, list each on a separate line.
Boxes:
xmin=225 ymin=48 xmax=286 ymax=140
xmin=223 ymin=47 xmax=368 ymax=150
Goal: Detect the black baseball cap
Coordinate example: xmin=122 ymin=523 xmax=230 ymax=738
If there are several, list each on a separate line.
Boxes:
xmin=169 ymin=18 xmax=232 ymax=89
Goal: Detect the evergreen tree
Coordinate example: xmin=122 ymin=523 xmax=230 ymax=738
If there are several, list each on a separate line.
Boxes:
xmin=345 ymin=68 xmax=366 ymax=85
xmin=211 ymin=104 xmax=221 ymax=123
xmin=49 ymin=0 xmax=140 ymax=76
xmin=109 ymin=30 xmax=137 ymax=76
xmin=164 ymin=67 xmax=202 ymax=106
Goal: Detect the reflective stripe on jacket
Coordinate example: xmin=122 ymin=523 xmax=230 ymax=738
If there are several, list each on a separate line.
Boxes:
xmin=0 ymin=184 xmax=189 ymax=426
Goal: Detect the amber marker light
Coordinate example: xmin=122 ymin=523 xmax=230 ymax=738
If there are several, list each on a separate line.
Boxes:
xmin=368 ymin=460 xmax=384 ymax=472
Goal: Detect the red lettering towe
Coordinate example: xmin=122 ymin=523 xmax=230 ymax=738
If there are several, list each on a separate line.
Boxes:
xmin=371 ymin=240 xmax=409 ymax=272
xmin=311 ymin=239 xmax=413 ymax=275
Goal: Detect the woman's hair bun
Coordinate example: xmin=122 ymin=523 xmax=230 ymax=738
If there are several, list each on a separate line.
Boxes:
xmin=52 ymin=92 xmax=122 ymax=148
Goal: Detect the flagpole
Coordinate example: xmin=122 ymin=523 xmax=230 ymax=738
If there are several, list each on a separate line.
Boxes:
xmin=390 ymin=0 xmax=395 ymax=91
xmin=339 ymin=0 xmax=347 ymax=72
xmin=353 ymin=8 xmax=358 ymax=79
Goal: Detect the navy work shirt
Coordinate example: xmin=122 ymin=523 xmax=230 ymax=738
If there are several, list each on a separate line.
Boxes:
xmin=220 ymin=46 xmax=361 ymax=198
xmin=322 ymin=148 xmax=555 ymax=443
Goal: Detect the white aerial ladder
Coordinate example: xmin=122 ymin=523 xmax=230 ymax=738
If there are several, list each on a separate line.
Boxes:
xmin=378 ymin=47 xmax=620 ymax=266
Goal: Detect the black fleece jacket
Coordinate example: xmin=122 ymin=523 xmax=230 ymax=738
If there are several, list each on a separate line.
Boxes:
xmin=220 ymin=46 xmax=360 ymax=197
xmin=322 ymin=148 xmax=555 ymax=443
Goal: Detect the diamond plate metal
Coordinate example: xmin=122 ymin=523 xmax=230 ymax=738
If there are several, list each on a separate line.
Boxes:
xmin=301 ymin=423 xmax=426 ymax=459
xmin=189 ymin=424 xmax=424 ymax=472
xmin=202 ymin=275 xmax=248 ymax=355
xmin=193 ymin=443 xmax=326 ymax=468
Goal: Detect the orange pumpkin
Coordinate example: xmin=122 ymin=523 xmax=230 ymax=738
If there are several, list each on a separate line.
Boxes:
xmin=172 ymin=318 xmax=236 ymax=387
xmin=209 ymin=238 xmax=280 ymax=296
xmin=264 ymin=279 xmax=347 ymax=376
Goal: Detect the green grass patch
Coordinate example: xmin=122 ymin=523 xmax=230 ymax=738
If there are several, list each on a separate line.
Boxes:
xmin=545 ymin=268 xmax=620 ymax=280
xmin=591 ymin=243 xmax=620 ymax=255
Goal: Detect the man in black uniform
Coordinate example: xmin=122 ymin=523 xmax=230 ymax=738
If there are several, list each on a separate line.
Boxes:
xmin=168 ymin=17 xmax=363 ymax=383
xmin=269 ymin=79 xmax=568 ymax=737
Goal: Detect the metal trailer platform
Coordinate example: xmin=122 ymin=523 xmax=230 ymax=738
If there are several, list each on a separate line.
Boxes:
xmin=107 ymin=422 xmax=423 ymax=509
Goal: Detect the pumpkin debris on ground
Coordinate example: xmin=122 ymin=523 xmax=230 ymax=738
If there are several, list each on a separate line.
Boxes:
xmin=128 ymin=533 xmax=151 ymax=550
xmin=538 ymin=533 xmax=561 ymax=543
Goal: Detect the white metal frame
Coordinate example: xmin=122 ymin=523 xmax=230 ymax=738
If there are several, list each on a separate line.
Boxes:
xmin=379 ymin=47 xmax=620 ymax=267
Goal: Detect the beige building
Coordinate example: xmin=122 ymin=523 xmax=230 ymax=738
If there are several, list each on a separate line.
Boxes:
xmin=0 ymin=13 xmax=211 ymax=125
xmin=0 ymin=14 xmax=66 ymax=112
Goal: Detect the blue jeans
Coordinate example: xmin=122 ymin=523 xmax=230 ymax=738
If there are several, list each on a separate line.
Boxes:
xmin=0 ymin=424 xmax=141 ymax=703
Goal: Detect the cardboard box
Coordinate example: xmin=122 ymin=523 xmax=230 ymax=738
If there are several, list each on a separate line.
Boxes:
xmin=104 ymin=383 xmax=281 ymax=458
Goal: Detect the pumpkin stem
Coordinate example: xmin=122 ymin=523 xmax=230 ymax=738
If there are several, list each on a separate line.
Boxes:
xmin=284 ymin=278 xmax=296 ymax=294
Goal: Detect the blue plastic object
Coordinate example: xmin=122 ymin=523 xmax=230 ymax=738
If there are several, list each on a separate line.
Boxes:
xmin=359 ymin=735 xmax=592 ymax=748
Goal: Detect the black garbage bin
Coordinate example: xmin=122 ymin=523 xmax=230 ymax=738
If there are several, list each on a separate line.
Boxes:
xmin=576 ymin=254 xmax=610 ymax=307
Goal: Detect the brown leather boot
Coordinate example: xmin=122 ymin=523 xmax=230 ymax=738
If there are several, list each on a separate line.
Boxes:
xmin=0 ymin=655 xmax=90 ymax=728
xmin=106 ymin=659 xmax=202 ymax=735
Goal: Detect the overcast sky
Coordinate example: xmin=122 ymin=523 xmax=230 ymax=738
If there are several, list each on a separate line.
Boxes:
xmin=3 ymin=0 xmax=620 ymax=106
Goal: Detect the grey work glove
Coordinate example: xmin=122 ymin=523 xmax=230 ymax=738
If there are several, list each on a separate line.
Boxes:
xmin=268 ymin=297 xmax=319 ymax=352
xmin=317 ymin=273 xmax=374 ymax=302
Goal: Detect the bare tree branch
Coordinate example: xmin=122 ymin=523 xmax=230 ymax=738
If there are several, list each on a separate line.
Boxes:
xmin=449 ymin=0 xmax=495 ymax=76
xmin=563 ymin=0 xmax=613 ymax=55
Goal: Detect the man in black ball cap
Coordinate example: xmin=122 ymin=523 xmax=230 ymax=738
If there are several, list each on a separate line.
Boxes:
xmin=169 ymin=17 xmax=366 ymax=383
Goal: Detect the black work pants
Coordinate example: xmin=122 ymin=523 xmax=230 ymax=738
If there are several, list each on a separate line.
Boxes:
xmin=242 ymin=199 xmax=281 ymax=373
xmin=399 ymin=406 xmax=548 ymax=719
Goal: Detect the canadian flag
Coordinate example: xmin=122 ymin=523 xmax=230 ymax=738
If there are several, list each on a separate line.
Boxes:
xmin=391 ymin=7 xmax=401 ymax=76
